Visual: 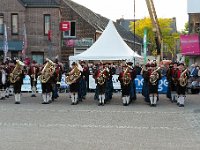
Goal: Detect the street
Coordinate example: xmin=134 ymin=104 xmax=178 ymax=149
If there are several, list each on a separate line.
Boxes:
xmin=0 ymin=92 xmax=200 ymax=150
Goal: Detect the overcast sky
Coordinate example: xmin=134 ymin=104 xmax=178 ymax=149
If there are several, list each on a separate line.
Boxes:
xmin=72 ymin=0 xmax=188 ymax=31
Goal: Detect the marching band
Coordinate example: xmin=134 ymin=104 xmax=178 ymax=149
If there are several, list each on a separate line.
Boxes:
xmin=0 ymin=57 xmax=192 ymax=108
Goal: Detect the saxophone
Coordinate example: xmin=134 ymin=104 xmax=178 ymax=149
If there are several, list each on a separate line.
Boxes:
xmin=149 ymin=67 xmax=161 ymax=85
xmin=179 ymin=69 xmax=188 ymax=87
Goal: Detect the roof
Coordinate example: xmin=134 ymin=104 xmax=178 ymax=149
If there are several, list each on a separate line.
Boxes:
xmin=19 ymin=0 xmax=60 ymax=7
xmin=63 ymin=0 xmax=142 ymax=44
xmin=69 ymin=20 xmax=142 ymax=61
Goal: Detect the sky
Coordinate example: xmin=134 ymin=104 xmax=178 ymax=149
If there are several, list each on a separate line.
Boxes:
xmin=72 ymin=0 xmax=188 ymax=31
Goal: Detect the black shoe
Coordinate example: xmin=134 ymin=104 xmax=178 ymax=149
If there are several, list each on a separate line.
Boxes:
xmin=31 ymin=94 xmax=36 ymax=97
xmin=71 ymin=102 xmax=74 ymax=105
xmin=15 ymin=102 xmax=20 ymax=104
xmin=179 ymin=104 xmax=184 ymax=107
xmin=177 ymin=102 xmax=180 ymax=106
xmin=42 ymin=102 xmax=49 ymax=104
xmin=102 ymin=103 xmax=104 ymax=106
xmin=5 ymin=95 xmax=9 ymax=98
xmin=98 ymin=103 xmax=101 ymax=106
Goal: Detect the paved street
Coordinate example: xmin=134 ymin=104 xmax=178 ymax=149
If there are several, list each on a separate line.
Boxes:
xmin=0 ymin=92 xmax=200 ymax=150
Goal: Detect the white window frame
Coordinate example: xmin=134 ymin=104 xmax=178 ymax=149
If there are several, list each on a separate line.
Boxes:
xmin=63 ymin=21 xmax=76 ymax=38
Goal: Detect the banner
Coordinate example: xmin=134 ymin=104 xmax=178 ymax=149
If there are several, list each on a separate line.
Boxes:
xmin=60 ymin=21 xmax=70 ymax=31
xmin=89 ymin=75 xmax=168 ymax=93
xmin=22 ymin=23 xmax=27 ymax=56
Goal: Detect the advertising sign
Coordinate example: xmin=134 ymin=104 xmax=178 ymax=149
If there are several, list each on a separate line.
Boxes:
xmin=180 ymin=34 xmax=200 ymax=55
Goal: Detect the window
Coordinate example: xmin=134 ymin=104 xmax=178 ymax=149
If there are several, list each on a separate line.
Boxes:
xmin=0 ymin=14 xmax=3 ymax=34
xmin=11 ymin=14 xmax=18 ymax=34
xmin=32 ymin=52 xmax=44 ymax=65
xmin=63 ymin=21 xmax=76 ymax=38
xmin=44 ymin=14 xmax=51 ymax=35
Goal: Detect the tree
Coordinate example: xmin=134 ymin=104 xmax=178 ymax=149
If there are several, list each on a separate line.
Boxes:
xmin=181 ymin=22 xmax=189 ymax=34
xmin=129 ymin=17 xmax=180 ymax=57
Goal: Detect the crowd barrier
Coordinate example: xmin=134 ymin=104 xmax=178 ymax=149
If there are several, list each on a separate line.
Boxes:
xmin=22 ymin=75 xmax=168 ymax=94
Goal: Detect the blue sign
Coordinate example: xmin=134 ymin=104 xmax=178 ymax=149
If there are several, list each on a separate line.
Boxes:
xmin=135 ymin=75 xmax=168 ymax=94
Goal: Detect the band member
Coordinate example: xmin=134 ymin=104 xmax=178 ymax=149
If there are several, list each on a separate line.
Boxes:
xmin=105 ymin=62 xmax=115 ymax=102
xmin=0 ymin=63 xmax=7 ymax=100
xmin=147 ymin=62 xmax=161 ymax=106
xmin=52 ymin=58 xmax=63 ymax=101
xmin=118 ymin=63 xmax=133 ymax=106
xmin=66 ymin=62 xmax=81 ymax=105
xmin=176 ymin=63 xmax=189 ymax=107
xmin=93 ymin=63 xmax=109 ymax=106
xmin=10 ymin=60 xmax=25 ymax=104
xmin=78 ymin=61 xmax=88 ymax=102
xmin=130 ymin=62 xmax=137 ymax=101
xmin=40 ymin=58 xmax=57 ymax=104
xmin=28 ymin=60 xmax=39 ymax=97
xmin=166 ymin=62 xmax=178 ymax=102
xmin=141 ymin=63 xmax=150 ymax=102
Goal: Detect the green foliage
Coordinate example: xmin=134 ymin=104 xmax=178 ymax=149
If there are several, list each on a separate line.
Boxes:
xmin=181 ymin=22 xmax=189 ymax=35
xmin=129 ymin=17 xmax=180 ymax=56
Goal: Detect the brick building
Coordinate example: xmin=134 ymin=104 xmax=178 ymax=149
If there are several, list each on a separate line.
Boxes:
xmin=0 ymin=0 xmax=142 ymax=65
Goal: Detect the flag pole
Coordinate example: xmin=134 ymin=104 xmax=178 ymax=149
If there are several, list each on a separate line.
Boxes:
xmin=3 ymin=23 xmax=8 ymax=63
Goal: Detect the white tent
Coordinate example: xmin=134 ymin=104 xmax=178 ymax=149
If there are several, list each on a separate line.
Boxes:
xmin=69 ymin=20 xmax=142 ymax=61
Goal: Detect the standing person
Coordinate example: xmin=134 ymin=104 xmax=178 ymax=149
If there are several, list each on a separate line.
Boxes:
xmin=28 ymin=60 xmax=39 ymax=97
xmin=105 ymin=62 xmax=115 ymax=102
xmin=176 ymin=63 xmax=189 ymax=107
xmin=66 ymin=62 xmax=81 ymax=105
xmin=141 ymin=63 xmax=150 ymax=102
xmin=166 ymin=62 xmax=178 ymax=102
xmin=10 ymin=60 xmax=25 ymax=104
xmin=129 ymin=62 xmax=137 ymax=101
xmin=93 ymin=62 xmax=109 ymax=106
xmin=148 ymin=62 xmax=161 ymax=107
xmin=118 ymin=64 xmax=133 ymax=106
xmin=40 ymin=58 xmax=56 ymax=104
xmin=0 ymin=63 xmax=7 ymax=100
xmin=52 ymin=58 xmax=63 ymax=101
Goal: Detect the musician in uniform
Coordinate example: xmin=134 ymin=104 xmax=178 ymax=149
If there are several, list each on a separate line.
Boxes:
xmin=166 ymin=62 xmax=178 ymax=102
xmin=129 ymin=62 xmax=137 ymax=102
xmin=0 ymin=63 xmax=7 ymax=100
xmin=10 ymin=60 xmax=25 ymax=104
xmin=52 ymin=58 xmax=63 ymax=101
xmin=118 ymin=63 xmax=133 ymax=106
xmin=176 ymin=63 xmax=189 ymax=107
xmin=93 ymin=62 xmax=109 ymax=106
xmin=147 ymin=62 xmax=161 ymax=106
xmin=105 ymin=62 xmax=115 ymax=102
xmin=67 ymin=62 xmax=81 ymax=105
xmin=40 ymin=58 xmax=57 ymax=104
xmin=141 ymin=63 xmax=150 ymax=102
xmin=28 ymin=60 xmax=39 ymax=97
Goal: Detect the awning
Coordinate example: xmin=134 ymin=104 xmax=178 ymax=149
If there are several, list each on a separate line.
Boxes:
xmin=0 ymin=40 xmax=23 ymax=51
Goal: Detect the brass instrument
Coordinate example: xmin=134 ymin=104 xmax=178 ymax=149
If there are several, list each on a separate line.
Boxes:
xmin=66 ymin=65 xmax=81 ymax=85
xmin=97 ymin=67 xmax=108 ymax=85
xmin=10 ymin=60 xmax=25 ymax=84
xmin=149 ymin=67 xmax=161 ymax=85
xmin=122 ymin=66 xmax=132 ymax=85
xmin=39 ymin=58 xmax=56 ymax=83
xmin=179 ymin=69 xmax=188 ymax=87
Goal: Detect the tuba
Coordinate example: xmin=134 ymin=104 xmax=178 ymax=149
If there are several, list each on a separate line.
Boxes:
xmin=179 ymin=69 xmax=188 ymax=87
xmin=149 ymin=67 xmax=160 ymax=85
xmin=97 ymin=68 xmax=108 ymax=85
xmin=10 ymin=60 xmax=25 ymax=84
xmin=66 ymin=65 xmax=81 ymax=85
xmin=39 ymin=58 xmax=56 ymax=83
xmin=122 ymin=66 xmax=132 ymax=85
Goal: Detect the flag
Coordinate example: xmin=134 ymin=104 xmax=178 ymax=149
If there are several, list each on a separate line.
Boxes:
xmin=22 ymin=23 xmax=27 ymax=56
xmin=3 ymin=24 xmax=8 ymax=62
